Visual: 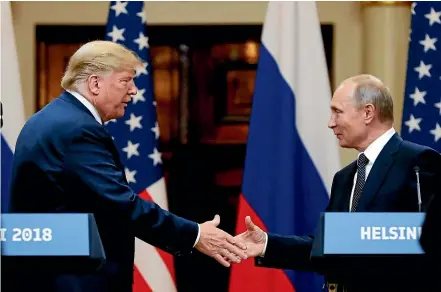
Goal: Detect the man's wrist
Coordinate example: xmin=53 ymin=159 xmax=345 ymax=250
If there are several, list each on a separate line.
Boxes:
xmin=259 ymin=232 xmax=268 ymax=257
xmin=193 ymin=224 xmax=201 ymax=247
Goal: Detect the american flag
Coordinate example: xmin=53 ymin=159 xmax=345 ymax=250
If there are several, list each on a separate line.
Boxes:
xmin=104 ymin=1 xmax=177 ymax=291
xmin=401 ymin=2 xmax=441 ymax=152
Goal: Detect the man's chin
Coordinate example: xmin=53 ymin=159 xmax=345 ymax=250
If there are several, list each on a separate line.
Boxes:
xmin=115 ymin=109 xmax=126 ymax=118
xmin=338 ymin=141 xmax=350 ymax=148
xmin=104 ymin=112 xmax=124 ymax=123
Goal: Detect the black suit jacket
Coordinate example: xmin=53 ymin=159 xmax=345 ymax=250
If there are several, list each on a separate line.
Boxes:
xmin=3 ymin=92 xmax=199 ymax=292
xmin=420 ymin=156 xmax=441 ymax=263
xmin=256 ymin=133 xmax=441 ymax=291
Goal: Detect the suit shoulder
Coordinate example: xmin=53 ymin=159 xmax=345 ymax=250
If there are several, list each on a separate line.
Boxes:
xmin=400 ymin=139 xmax=440 ymax=158
xmin=30 ymin=98 xmax=99 ymax=131
xmin=399 ymin=139 xmax=441 ymax=170
xmin=18 ymin=97 xmax=104 ymax=147
xmin=401 ymin=139 xmax=431 ymax=153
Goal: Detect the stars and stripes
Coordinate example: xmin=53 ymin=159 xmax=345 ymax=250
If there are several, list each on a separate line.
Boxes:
xmin=104 ymin=2 xmax=176 ymax=291
xmin=402 ymin=2 xmax=441 ymax=151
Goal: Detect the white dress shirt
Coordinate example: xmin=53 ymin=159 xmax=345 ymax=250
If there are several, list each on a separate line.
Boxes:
xmin=349 ymin=127 xmax=396 ymax=211
xmin=65 ymin=89 xmax=201 ymax=247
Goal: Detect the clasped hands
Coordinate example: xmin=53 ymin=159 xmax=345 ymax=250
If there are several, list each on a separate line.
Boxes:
xmin=195 ymin=215 xmax=266 ymax=267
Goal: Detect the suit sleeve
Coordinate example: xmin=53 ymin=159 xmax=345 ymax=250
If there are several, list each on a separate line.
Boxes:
xmin=255 ymin=233 xmax=315 ymax=271
xmin=255 ymin=173 xmax=340 ymax=271
xmin=418 ymin=149 xmax=441 ymax=258
xmin=63 ymin=125 xmax=199 ymax=256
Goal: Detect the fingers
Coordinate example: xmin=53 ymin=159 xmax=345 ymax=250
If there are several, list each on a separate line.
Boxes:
xmin=213 ymin=253 xmax=231 ymax=267
xmin=211 ymin=214 xmax=220 ymax=227
xmin=219 ymin=248 xmax=241 ymax=264
xmin=226 ymin=234 xmax=247 ymax=250
xmin=223 ymin=240 xmax=247 ymax=260
xmin=222 ymin=255 xmax=232 ymax=263
xmin=245 ymin=216 xmax=258 ymax=231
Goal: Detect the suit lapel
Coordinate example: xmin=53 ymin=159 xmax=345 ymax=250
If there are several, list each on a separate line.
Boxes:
xmin=355 ymin=134 xmax=402 ymax=211
xmin=337 ymin=162 xmax=357 ymax=212
xmin=101 ymin=127 xmax=126 ymax=170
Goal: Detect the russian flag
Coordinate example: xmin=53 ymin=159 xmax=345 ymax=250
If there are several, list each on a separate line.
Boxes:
xmin=229 ymin=2 xmax=340 ymax=292
xmin=1 ymin=2 xmax=26 ymax=213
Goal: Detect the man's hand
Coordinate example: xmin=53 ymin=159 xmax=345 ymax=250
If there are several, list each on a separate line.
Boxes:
xmin=234 ymin=216 xmax=267 ymax=258
xmin=195 ymin=214 xmax=248 ymax=267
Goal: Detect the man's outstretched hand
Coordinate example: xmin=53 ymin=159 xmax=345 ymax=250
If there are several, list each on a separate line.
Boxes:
xmin=195 ymin=214 xmax=248 ymax=267
xmin=234 ymin=216 xmax=267 ymax=258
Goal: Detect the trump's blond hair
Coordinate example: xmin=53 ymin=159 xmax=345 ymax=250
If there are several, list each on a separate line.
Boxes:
xmin=61 ymin=40 xmax=143 ymax=90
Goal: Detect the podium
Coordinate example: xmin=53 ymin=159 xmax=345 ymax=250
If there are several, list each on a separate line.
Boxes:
xmin=311 ymin=212 xmax=427 ymax=275
xmin=1 ymin=213 xmax=106 ymax=272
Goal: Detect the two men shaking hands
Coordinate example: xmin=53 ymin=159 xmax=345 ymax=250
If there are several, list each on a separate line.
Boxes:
xmin=9 ymin=40 xmax=441 ymax=292
xmin=195 ymin=215 xmax=265 ymax=267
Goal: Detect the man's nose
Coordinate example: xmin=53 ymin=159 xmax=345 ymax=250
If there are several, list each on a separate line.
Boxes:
xmin=328 ymin=117 xmax=335 ymax=129
xmin=129 ymin=86 xmax=137 ymax=95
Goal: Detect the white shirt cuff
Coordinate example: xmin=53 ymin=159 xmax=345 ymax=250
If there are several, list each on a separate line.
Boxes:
xmin=260 ymin=232 xmax=268 ymax=257
xmin=193 ymin=224 xmax=201 ymax=247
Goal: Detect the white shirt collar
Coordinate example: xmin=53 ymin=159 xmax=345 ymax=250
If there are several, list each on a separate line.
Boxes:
xmin=66 ymin=89 xmax=103 ymax=125
xmin=359 ymin=127 xmax=396 ymax=164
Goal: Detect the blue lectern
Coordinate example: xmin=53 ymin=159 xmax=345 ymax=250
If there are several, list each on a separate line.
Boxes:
xmin=311 ymin=212 xmax=427 ymax=276
xmin=1 ymin=213 xmax=106 ymax=272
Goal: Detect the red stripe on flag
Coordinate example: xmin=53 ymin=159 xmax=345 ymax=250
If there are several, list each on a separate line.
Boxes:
xmin=137 ymin=189 xmax=176 ymax=283
xmin=133 ymin=265 xmax=153 ymax=292
xmin=138 ymin=188 xmax=154 ymax=202
xmin=229 ymin=195 xmax=296 ymax=292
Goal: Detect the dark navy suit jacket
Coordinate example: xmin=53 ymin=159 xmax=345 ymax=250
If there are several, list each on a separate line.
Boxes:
xmin=5 ymin=91 xmax=199 ymax=292
xmin=256 ymin=133 xmax=441 ymax=291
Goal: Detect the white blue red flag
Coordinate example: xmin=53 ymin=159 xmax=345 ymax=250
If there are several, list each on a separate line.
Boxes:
xmin=104 ymin=2 xmax=176 ymax=291
xmin=229 ymin=2 xmax=340 ymax=292
xmin=401 ymin=2 xmax=441 ymax=152
xmin=1 ymin=2 xmax=26 ymax=213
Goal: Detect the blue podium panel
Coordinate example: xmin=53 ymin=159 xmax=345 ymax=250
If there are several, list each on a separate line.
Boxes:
xmin=1 ymin=213 xmax=105 ymax=259
xmin=322 ymin=213 xmax=425 ymax=255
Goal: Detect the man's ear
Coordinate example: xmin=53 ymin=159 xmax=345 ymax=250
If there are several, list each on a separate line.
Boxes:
xmin=87 ymin=75 xmax=100 ymax=95
xmin=364 ymin=103 xmax=375 ymax=125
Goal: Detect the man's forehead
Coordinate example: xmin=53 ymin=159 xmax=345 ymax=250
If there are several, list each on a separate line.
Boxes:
xmin=330 ymin=98 xmax=344 ymax=109
xmin=332 ymin=92 xmax=352 ymax=102
xmin=115 ymin=68 xmax=136 ymax=77
xmin=333 ymin=82 xmax=354 ymax=100
xmin=331 ymin=90 xmax=354 ymax=111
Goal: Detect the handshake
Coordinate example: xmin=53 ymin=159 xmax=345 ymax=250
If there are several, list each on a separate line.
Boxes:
xmin=194 ymin=215 xmax=266 ymax=267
